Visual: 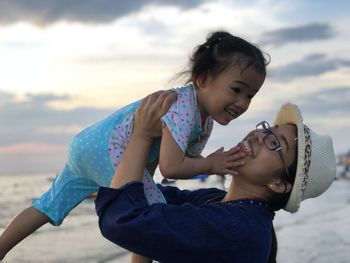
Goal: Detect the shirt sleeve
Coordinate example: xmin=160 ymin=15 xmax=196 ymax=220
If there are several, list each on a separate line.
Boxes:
xmin=185 ymin=118 xmax=214 ymax=157
xmin=161 ymin=88 xmax=197 ymax=153
xmin=95 ymin=183 xmax=236 ymax=263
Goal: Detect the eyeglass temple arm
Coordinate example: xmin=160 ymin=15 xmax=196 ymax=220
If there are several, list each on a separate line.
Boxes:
xmin=277 ymin=147 xmax=290 ymax=176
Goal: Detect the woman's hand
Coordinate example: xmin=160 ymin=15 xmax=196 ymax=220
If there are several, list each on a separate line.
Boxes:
xmin=110 ymin=90 xmax=177 ymax=188
xmin=133 ymin=90 xmax=177 ymax=142
xmin=206 ymin=146 xmax=245 ymax=176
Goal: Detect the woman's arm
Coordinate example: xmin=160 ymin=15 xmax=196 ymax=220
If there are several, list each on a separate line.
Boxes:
xmin=96 ymin=185 xmax=228 ymax=263
xmin=110 ymin=90 xmax=177 ymax=189
xmin=159 ymin=125 xmax=244 ymax=179
xmin=108 ymin=91 xmax=177 ymax=263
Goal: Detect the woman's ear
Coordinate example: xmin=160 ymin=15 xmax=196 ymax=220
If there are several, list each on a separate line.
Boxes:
xmin=267 ymin=179 xmax=292 ymax=194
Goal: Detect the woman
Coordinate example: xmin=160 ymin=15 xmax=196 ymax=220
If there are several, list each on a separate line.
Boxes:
xmin=95 ymin=91 xmax=336 ymax=263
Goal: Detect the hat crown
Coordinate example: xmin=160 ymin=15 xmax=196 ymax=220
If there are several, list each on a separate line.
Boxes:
xmin=302 ymin=130 xmax=336 ymax=200
xmin=273 ymin=103 xmax=336 ymax=213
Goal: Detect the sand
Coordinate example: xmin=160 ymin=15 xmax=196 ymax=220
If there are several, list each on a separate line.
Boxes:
xmin=1 ymin=174 xmax=349 ymax=262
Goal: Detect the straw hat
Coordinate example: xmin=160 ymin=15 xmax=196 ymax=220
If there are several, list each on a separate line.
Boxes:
xmin=273 ymin=103 xmax=336 ymax=213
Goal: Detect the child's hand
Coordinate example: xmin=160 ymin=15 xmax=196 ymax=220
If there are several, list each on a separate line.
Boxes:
xmin=206 ymin=146 xmax=245 ymax=176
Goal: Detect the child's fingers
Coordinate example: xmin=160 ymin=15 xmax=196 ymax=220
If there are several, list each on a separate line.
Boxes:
xmin=225 ymin=152 xmax=245 ymax=162
xmin=227 ymin=160 xmax=245 ymax=168
xmin=224 ymin=145 xmax=241 ymax=155
xmin=223 ymin=169 xmax=238 ymax=176
xmin=213 ymin=147 xmax=224 ymax=154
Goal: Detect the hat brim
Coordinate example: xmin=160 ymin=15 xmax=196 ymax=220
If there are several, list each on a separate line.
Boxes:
xmin=273 ymin=103 xmax=305 ymax=213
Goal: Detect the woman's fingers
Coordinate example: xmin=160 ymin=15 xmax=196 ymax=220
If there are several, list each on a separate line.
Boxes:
xmin=160 ymin=91 xmax=177 ymax=116
xmin=135 ymin=90 xmax=177 ymax=138
xmin=154 ymin=90 xmax=177 ymax=117
xmin=143 ymin=90 xmax=164 ymax=109
xmin=142 ymin=90 xmax=176 ymax=119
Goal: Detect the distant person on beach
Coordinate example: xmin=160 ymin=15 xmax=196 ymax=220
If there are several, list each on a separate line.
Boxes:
xmin=0 ymin=31 xmax=268 ymax=262
xmin=95 ymin=91 xmax=336 ymax=263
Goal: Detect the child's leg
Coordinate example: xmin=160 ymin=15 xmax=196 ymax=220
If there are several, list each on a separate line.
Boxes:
xmin=0 ymin=164 xmax=99 ymax=260
xmin=0 ymin=206 xmax=50 ymax=260
xmin=32 ymin=164 xmax=99 ymax=226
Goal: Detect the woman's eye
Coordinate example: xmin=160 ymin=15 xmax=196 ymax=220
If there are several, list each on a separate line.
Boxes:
xmin=267 ymin=136 xmax=278 ymax=147
xmin=271 ymin=139 xmax=279 ymax=147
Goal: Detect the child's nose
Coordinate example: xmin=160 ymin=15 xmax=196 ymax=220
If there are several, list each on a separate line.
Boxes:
xmin=234 ymin=97 xmax=250 ymax=113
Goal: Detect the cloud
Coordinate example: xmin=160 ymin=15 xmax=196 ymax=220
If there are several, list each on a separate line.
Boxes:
xmin=296 ymin=87 xmax=350 ymax=116
xmin=0 ymin=143 xmax=66 ymax=154
xmin=0 ymin=91 xmax=114 ymax=147
xmin=0 ymin=90 xmax=118 ymax=174
xmin=0 ymin=0 xmax=206 ymax=26
xmin=269 ymin=53 xmax=350 ymax=81
xmin=261 ymin=23 xmax=335 ymax=46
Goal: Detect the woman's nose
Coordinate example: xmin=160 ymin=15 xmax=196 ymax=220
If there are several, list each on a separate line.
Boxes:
xmin=253 ymin=131 xmax=264 ymax=144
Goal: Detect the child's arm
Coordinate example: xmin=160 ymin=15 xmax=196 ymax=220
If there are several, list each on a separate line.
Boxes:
xmin=159 ymin=125 xmax=245 ymax=179
xmin=0 ymin=206 xmax=50 ymax=260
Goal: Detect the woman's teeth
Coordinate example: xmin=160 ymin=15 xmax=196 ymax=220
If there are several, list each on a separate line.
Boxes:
xmin=241 ymin=140 xmax=252 ymax=156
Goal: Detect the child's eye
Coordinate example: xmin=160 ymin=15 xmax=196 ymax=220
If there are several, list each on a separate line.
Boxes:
xmin=231 ymin=87 xmax=241 ymax=94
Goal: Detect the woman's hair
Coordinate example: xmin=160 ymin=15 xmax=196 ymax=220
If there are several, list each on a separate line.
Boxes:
xmin=268 ymin=138 xmax=298 ymax=263
xmin=270 ymin=141 xmax=298 ymax=211
xmin=177 ymin=31 xmax=270 ymax=84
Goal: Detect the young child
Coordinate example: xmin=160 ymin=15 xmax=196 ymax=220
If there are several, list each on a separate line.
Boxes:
xmin=0 ymin=31 xmax=268 ymax=259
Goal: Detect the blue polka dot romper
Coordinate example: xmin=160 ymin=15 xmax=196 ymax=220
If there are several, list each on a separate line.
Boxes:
xmin=32 ymin=83 xmax=213 ymax=226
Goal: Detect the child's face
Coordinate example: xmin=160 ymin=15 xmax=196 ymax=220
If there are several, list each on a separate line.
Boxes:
xmin=196 ymin=64 xmax=265 ymax=125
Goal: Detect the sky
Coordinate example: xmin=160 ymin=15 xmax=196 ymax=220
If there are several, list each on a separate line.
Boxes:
xmin=0 ymin=0 xmax=349 ymax=174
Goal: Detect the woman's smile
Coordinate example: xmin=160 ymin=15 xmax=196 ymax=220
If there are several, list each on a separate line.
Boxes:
xmin=238 ymin=139 xmax=254 ymax=157
xmin=224 ymin=107 xmax=236 ymax=118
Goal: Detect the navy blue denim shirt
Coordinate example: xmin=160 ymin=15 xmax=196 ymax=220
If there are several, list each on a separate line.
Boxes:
xmin=95 ymin=182 xmax=274 ymax=263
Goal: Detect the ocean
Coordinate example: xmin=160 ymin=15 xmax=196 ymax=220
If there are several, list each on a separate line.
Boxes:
xmin=1 ymin=173 xmax=349 ymax=263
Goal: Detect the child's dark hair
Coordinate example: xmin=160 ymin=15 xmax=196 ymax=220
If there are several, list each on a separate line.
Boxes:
xmin=268 ymin=138 xmax=298 ymax=263
xmin=180 ymin=31 xmax=269 ymax=84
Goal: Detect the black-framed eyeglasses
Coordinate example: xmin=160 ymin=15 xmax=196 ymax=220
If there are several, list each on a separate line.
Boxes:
xmin=256 ymin=121 xmax=290 ymax=179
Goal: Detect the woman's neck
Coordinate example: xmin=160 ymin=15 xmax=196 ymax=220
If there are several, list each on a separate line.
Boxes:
xmin=222 ymin=177 xmax=271 ymax=202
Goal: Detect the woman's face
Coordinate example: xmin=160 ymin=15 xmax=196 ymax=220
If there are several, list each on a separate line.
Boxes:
xmin=235 ymin=123 xmax=297 ymax=186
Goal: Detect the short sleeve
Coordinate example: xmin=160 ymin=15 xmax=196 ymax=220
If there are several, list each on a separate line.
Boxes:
xmin=161 ymin=85 xmax=200 ymax=153
xmin=186 ymin=117 xmax=214 ymax=157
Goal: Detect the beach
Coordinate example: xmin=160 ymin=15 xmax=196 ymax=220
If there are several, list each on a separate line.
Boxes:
xmin=1 ymin=173 xmax=349 ymax=262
